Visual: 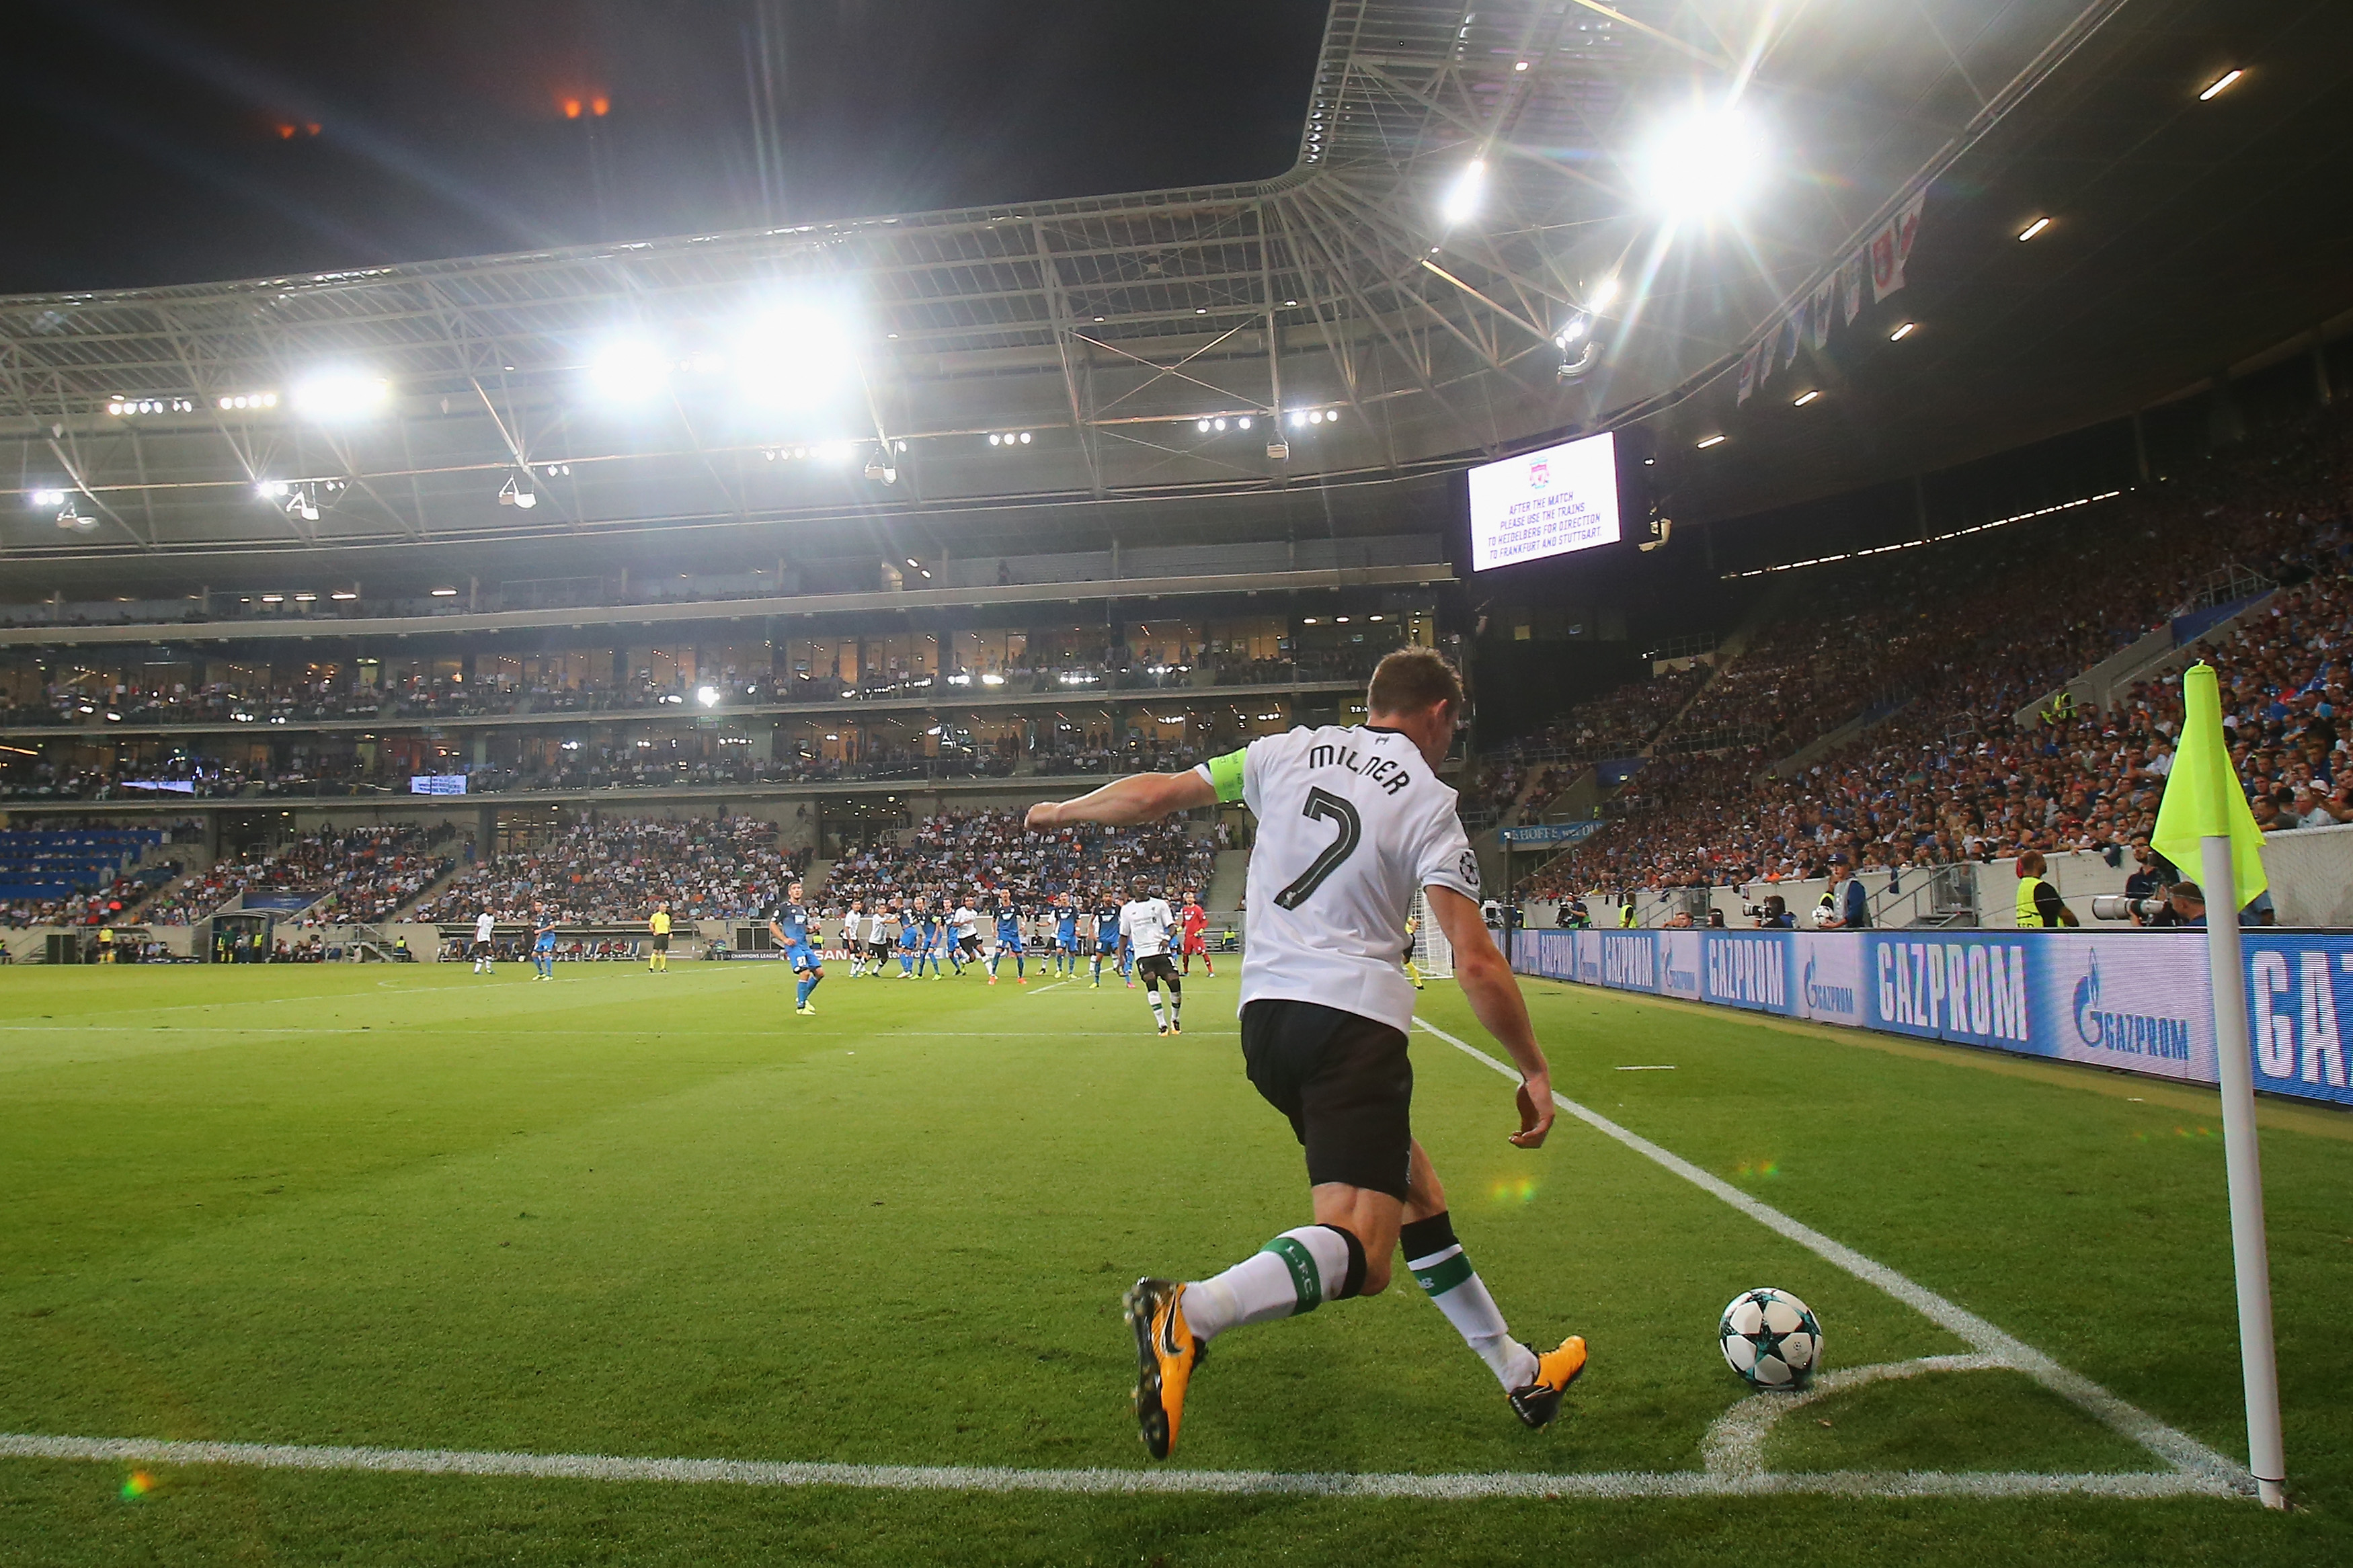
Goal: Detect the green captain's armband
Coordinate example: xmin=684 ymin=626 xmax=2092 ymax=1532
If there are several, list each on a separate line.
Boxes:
xmin=1205 ymin=747 xmax=1248 ymax=803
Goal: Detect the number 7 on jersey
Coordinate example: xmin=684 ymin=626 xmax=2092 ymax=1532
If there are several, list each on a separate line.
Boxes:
xmin=1273 ymin=786 xmax=1362 ymax=909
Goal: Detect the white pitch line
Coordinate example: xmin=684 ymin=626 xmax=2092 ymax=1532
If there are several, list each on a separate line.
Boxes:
xmin=1414 ymin=1019 xmax=2255 ymax=1497
xmin=1025 ymin=980 xmax=1074 ymax=996
xmin=0 ymin=1433 xmax=2233 ymax=1501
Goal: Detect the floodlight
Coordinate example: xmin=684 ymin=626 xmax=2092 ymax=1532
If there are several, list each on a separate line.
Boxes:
xmin=1889 ymin=321 xmax=1917 ymax=341
xmin=290 ymin=370 xmax=390 ymax=421
xmin=1696 ymin=434 xmax=1727 ymax=448
xmin=1196 ymin=419 xmax=1211 ymax=432
xmin=2017 ymin=216 xmax=2051 ymax=241
xmin=1793 ymin=390 xmax=1821 ymax=406
xmin=1589 ymin=276 xmax=1620 ymax=310
xmin=734 ymin=302 xmax=859 ymax=411
xmin=696 ymin=685 xmax=719 ymax=707
xmin=2199 ymin=69 xmax=2243 ymax=101
xmin=431 ymin=586 xmax=459 ymax=597
xmin=30 ymin=488 xmax=66 ymax=508
xmin=1440 ymin=159 xmax=1486 ymax=226
xmin=588 ymin=337 xmax=670 ymax=401
xmin=1635 ymin=103 xmax=1766 ymax=220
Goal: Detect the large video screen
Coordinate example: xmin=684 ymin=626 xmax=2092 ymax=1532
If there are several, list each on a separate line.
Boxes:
xmin=1466 ymin=429 xmax=1621 ymax=571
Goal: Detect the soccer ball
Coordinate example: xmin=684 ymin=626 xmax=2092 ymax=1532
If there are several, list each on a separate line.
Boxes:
xmin=1718 ymin=1287 xmax=1823 ymax=1390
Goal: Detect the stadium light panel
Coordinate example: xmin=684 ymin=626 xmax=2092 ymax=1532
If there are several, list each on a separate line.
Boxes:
xmin=1635 ymin=104 xmax=1766 ymax=221
xmin=1696 ymin=434 xmax=1727 ymax=448
xmin=2200 ymin=69 xmax=2243 ymax=100
xmin=430 ymin=587 xmax=458 ymax=597
xmin=695 ymin=686 xmax=719 ymax=707
xmin=1889 ymin=321 xmax=1917 ymax=341
xmin=2017 ymin=216 xmax=2051 ymax=241
xmin=29 ymin=488 xmax=66 ymax=507
xmin=1792 ymin=390 xmax=1821 ymax=406
xmin=733 ymin=302 xmax=859 ymax=411
xmin=290 ymin=370 xmax=390 ymax=421
xmin=1439 ymin=159 xmax=1486 ymax=226
xmin=587 ymin=338 xmax=670 ymax=402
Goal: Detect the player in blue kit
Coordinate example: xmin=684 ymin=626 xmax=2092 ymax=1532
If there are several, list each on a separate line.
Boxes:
xmin=532 ymin=905 xmax=559 ymax=981
xmin=1055 ymin=899 xmax=1081 ymax=977
xmin=918 ymin=903 xmax=947 ymax=978
xmin=1092 ymin=897 xmax=1123 ymax=988
xmin=988 ymin=901 xmax=1026 ymax=986
xmin=898 ymin=909 xmax=924 ymax=977
xmin=767 ymin=881 xmax=824 ymax=1016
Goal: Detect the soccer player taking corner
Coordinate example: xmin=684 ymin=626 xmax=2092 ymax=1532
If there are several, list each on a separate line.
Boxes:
xmin=1025 ymin=647 xmax=1581 ymax=1460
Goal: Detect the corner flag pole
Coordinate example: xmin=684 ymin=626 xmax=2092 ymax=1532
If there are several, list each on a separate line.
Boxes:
xmin=2156 ymin=662 xmax=2286 ymax=1508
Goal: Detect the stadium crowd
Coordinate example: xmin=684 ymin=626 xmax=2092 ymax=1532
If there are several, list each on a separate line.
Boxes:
xmin=1464 ymin=665 xmax=1710 ymax=823
xmin=411 ymin=816 xmax=805 ymax=924
xmin=824 ymin=809 xmax=1219 ymax=913
xmin=1525 ymin=407 xmax=2353 ymax=897
xmin=142 ymin=825 xmax=454 ymax=926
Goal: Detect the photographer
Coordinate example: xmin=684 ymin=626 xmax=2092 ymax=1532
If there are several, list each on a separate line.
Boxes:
xmin=1753 ymin=894 xmax=1794 ymax=930
xmin=2122 ymin=841 xmax=2173 ymax=925
xmin=2166 ymin=881 xmax=2206 ymax=929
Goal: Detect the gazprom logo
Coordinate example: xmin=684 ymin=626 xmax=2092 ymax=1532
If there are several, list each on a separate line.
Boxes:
xmin=2072 ymin=951 xmax=2192 ymax=1063
xmin=1803 ymin=954 xmax=1856 ymax=1016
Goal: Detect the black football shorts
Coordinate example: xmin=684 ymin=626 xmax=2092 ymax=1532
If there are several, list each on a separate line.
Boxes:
xmin=1240 ymin=998 xmax=1413 ymax=1200
xmin=1135 ymin=953 xmax=1179 ymax=984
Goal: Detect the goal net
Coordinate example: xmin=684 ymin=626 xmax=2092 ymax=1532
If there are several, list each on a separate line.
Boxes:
xmin=1410 ymin=889 xmax=1455 ymax=980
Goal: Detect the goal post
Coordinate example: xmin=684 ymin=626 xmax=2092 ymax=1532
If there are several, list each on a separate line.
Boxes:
xmin=1410 ymin=889 xmax=1454 ymax=980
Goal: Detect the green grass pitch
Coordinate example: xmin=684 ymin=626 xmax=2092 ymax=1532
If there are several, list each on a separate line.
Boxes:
xmin=1 ymin=956 xmax=2349 ymax=1565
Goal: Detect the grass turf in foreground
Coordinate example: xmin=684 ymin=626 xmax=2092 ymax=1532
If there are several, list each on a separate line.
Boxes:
xmin=0 ymin=962 xmax=2344 ymax=1565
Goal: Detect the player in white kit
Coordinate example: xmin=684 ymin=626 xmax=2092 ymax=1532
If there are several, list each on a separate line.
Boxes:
xmin=1118 ymin=882 xmax=1182 ymax=1035
xmin=471 ymin=907 xmax=496 ymax=973
xmin=1027 ymin=648 xmax=1581 ymax=1458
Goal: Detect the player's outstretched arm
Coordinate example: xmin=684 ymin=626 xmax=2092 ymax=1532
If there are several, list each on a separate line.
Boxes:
xmin=1026 ymin=770 xmax=1215 ymax=830
xmin=1426 ymin=886 xmax=1554 ymax=1149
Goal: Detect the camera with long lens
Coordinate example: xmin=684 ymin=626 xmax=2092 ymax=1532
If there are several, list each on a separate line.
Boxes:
xmin=2089 ymin=895 xmax=2167 ymax=921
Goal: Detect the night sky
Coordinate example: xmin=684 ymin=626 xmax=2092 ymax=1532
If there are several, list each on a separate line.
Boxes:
xmin=3 ymin=0 xmax=1328 ymax=295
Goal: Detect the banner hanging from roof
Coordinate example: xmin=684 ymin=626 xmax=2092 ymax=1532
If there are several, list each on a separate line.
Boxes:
xmin=1737 ymin=190 xmax=1928 ymax=404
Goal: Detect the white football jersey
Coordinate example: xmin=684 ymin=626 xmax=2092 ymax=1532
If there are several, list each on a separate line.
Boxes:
xmin=952 ymin=906 xmax=980 ymax=939
xmin=1198 ymin=723 xmax=1478 ymax=1032
xmin=863 ymin=911 xmax=888 ymax=942
xmin=1120 ymin=897 xmax=1176 ymax=958
xmin=475 ymin=912 xmax=495 ymax=942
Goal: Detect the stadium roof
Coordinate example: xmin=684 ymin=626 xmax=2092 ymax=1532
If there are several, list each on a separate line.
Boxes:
xmin=3 ymin=0 xmax=2347 ymax=598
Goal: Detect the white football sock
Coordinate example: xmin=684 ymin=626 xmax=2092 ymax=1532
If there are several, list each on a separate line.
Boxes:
xmin=1185 ymin=1225 xmax=1355 ymax=1341
xmin=1404 ymin=1212 xmax=1539 ymax=1389
xmin=1147 ymin=992 xmax=1164 ymax=1027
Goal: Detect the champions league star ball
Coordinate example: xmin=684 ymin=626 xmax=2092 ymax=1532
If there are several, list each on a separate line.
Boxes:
xmin=1718 ymin=1288 xmax=1823 ymax=1390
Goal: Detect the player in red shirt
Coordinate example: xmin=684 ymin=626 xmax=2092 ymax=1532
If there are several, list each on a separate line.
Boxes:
xmin=1179 ymin=893 xmax=1213 ymax=976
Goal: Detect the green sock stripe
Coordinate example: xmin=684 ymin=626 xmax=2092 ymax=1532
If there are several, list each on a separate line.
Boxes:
xmin=1262 ymin=1237 xmax=1322 ymax=1314
xmin=1412 ymin=1251 xmax=1476 ymax=1297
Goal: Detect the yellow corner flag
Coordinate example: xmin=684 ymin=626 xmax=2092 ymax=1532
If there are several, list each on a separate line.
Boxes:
xmin=2151 ymin=662 xmax=2267 ymax=911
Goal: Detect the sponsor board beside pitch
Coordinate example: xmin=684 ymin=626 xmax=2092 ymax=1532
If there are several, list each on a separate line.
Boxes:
xmin=2245 ymin=934 xmax=2353 ymax=1107
xmin=1509 ymin=927 xmax=2345 ymax=1108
